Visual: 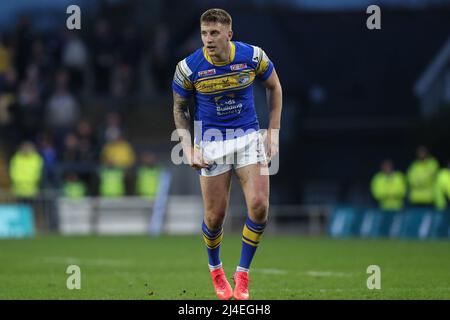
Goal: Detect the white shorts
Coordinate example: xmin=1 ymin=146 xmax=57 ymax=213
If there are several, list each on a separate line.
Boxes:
xmin=196 ymin=131 xmax=267 ymax=177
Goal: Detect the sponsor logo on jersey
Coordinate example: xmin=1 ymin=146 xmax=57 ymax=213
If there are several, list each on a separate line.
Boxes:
xmin=230 ymin=63 xmax=247 ymax=71
xmin=195 ymin=70 xmax=255 ymax=94
xmin=198 ymin=69 xmax=216 ymax=77
xmin=214 ymin=94 xmax=243 ymax=116
xmin=238 ymin=74 xmax=250 ymax=85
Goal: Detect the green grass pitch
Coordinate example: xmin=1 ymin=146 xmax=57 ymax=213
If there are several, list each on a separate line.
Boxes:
xmin=0 ymin=235 xmax=449 ymax=299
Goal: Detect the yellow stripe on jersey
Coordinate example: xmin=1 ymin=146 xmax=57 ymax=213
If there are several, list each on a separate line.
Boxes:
xmin=175 ymin=63 xmax=194 ymax=90
xmin=202 ymin=42 xmax=236 ymax=66
xmin=242 ymin=224 xmax=263 ymax=243
xmin=194 ymin=70 xmax=255 ymax=95
xmin=255 ymin=51 xmax=270 ymax=76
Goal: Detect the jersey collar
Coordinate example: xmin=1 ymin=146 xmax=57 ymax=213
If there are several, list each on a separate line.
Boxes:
xmin=203 ymin=41 xmax=235 ymax=66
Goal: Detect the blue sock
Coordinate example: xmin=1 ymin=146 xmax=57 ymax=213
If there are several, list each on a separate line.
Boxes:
xmin=202 ymin=221 xmax=223 ymax=268
xmin=238 ymin=217 xmax=266 ymax=270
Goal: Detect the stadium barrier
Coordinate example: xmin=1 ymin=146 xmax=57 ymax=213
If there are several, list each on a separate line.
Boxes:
xmin=0 ymin=170 xmax=172 ymax=237
xmin=0 ymin=190 xmax=58 ymax=236
xmin=227 ymin=204 xmax=332 ymax=235
xmin=58 ymin=196 xmax=157 ymax=235
xmin=328 ymin=206 xmax=450 ymax=239
xmin=2 ymin=187 xmax=448 ymax=240
xmin=0 ymin=204 xmax=34 ymax=238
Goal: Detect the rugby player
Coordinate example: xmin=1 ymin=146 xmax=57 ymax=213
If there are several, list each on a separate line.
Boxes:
xmin=172 ymin=8 xmax=282 ymax=300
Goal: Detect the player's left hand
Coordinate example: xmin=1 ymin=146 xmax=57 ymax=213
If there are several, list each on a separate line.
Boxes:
xmin=264 ymin=128 xmax=279 ymax=161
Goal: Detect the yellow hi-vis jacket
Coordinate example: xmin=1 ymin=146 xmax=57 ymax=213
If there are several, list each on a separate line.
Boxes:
xmin=99 ymin=166 xmax=125 ymax=197
xmin=9 ymin=151 xmax=43 ymax=197
xmin=371 ymin=171 xmax=407 ymax=210
xmin=407 ymin=157 xmax=439 ymax=205
xmin=435 ymin=168 xmax=450 ymax=210
xmin=63 ymin=181 xmax=87 ymax=199
xmin=136 ymin=166 xmax=161 ymax=200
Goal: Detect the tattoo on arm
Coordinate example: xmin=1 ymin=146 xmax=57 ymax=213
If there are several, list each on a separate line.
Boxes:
xmin=173 ymin=91 xmax=192 ymax=147
xmin=173 ymin=91 xmax=190 ymax=130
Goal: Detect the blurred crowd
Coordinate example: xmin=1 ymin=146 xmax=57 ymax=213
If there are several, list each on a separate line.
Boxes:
xmin=0 ymin=16 xmax=178 ymax=139
xmin=8 ymin=111 xmax=163 ymax=199
xmin=371 ymin=146 xmax=450 ymax=212
xmin=0 ymin=15 xmax=176 ymax=199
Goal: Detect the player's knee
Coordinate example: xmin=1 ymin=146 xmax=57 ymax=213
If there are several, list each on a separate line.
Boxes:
xmin=249 ymin=196 xmax=269 ymax=222
xmin=204 ymin=212 xmax=226 ymax=230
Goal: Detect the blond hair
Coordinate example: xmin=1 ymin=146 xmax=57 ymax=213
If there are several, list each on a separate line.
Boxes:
xmin=200 ymin=8 xmax=232 ymax=27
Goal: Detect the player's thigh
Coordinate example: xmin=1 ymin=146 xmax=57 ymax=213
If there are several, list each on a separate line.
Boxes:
xmin=199 ymin=170 xmax=233 ymax=217
xmin=235 ymin=163 xmax=270 ymax=212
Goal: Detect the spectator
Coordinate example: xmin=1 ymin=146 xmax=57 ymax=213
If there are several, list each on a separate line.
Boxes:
xmin=99 ymin=160 xmax=125 ymax=197
xmin=117 ymin=25 xmax=142 ymax=94
xmin=111 ymin=63 xmax=134 ymax=101
xmin=9 ymin=141 xmax=43 ymax=199
xmin=30 ymin=39 xmax=53 ymax=90
xmin=45 ymin=69 xmax=80 ymax=136
xmin=62 ymin=31 xmax=88 ymax=94
xmin=135 ymin=152 xmax=162 ymax=200
xmin=98 ymin=112 xmax=124 ymax=145
xmin=17 ymin=64 xmax=44 ymax=139
xmin=75 ymin=119 xmax=97 ymax=163
xmin=63 ymin=172 xmax=87 ymax=199
xmin=100 ymin=132 xmax=136 ymax=169
xmin=407 ymin=146 xmax=439 ymax=208
xmin=371 ymin=159 xmax=407 ymax=211
xmin=435 ymin=160 xmax=450 ymax=211
xmin=37 ymin=133 xmax=58 ymax=187
xmin=60 ymin=133 xmax=80 ymax=163
xmin=0 ymin=68 xmax=18 ymax=127
xmin=91 ymin=19 xmax=115 ymax=95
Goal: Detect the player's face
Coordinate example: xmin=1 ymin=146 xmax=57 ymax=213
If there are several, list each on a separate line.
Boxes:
xmin=200 ymin=22 xmax=232 ymax=58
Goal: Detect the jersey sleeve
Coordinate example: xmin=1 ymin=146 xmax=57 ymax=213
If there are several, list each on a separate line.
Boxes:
xmin=252 ymin=46 xmax=274 ymax=81
xmin=172 ymin=59 xmax=194 ymax=98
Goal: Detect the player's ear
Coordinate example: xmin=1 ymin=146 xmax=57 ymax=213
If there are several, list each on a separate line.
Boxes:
xmin=228 ymin=29 xmax=233 ymax=40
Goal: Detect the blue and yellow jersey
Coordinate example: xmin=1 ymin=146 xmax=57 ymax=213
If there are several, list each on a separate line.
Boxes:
xmin=172 ymin=41 xmax=274 ymax=141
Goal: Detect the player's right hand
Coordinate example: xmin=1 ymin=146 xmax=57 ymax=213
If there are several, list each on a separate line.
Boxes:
xmin=186 ymin=146 xmax=210 ymax=170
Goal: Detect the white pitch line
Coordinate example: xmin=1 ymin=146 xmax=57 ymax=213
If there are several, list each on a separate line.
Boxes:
xmin=305 ymin=270 xmax=353 ymax=277
xmin=252 ymin=268 xmax=288 ymax=275
xmin=250 ymin=269 xmax=353 ymax=277
xmin=41 ymin=257 xmax=134 ymax=267
xmin=281 ymin=288 xmax=359 ymax=293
